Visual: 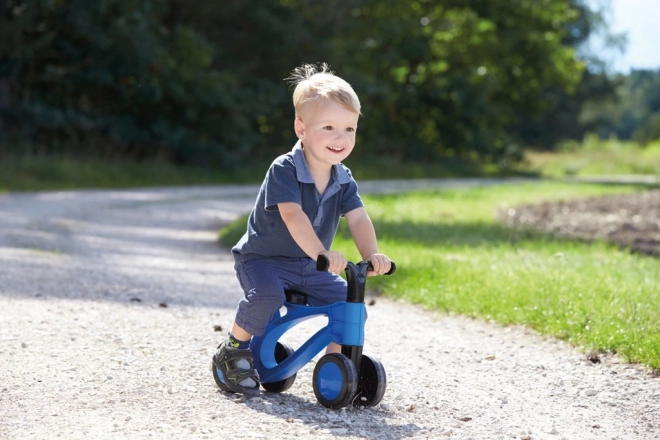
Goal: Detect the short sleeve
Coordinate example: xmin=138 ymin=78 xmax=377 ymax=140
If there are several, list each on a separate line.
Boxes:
xmin=263 ymin=158 xmax=301 ymax=211
xmin=340 ymin=177 xmax=364 ymax=215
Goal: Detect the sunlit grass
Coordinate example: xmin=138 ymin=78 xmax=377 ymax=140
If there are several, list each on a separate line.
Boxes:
xmin=221 ymin=181 xmax=660 ymax=370
xmin=343 ymin=155 xmax=521 ymax=180
xmin=4 ymin=136 xmax=659 ymax=192
xmin=0 ymin=155 xmax=270 ymax=192
xmin=523 ymin=136 xmax=660 ymax=178
xmin=0 ymin=152 xmax=525 ymax=192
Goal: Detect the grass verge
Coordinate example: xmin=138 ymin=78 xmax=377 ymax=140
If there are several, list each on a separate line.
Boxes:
xmin=522 ymin=136 xmax=660 ymax=178
xmin=0 ymin=153 xmax=526 ymax=192
xmin=220 ymin=181 xmax=660 ymax=370
xmin=0 ymin=155 xmax=268 ymax=192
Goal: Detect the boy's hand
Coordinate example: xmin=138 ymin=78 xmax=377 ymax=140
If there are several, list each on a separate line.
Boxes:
xmin=367 ymin=253 xmax=391 ymax=276
xmin=318 ymin=250 xmax=347 ymax=275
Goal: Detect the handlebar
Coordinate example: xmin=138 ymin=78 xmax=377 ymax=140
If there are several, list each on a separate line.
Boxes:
xmin=316 ymin=254 xmax=396 ymax=276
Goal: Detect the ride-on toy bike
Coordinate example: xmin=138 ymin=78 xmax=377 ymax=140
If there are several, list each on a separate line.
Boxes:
xmin=212 ymin=255 xmax=396 ymax=408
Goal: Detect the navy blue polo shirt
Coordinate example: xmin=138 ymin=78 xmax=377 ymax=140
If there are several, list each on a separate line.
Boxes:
xmin=232 ymin=141 xmax=364 ymax=262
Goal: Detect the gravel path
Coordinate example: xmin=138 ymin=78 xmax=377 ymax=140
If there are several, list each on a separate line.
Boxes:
xmin=1 ymin=180 xmax=658 ymax=440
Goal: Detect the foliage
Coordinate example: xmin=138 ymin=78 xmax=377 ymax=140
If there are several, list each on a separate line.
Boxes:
xmin=0 ymin=0 xmax=240 ymax=166
xmin=581 ymin=69 xmax=660 ymax=144
xmin=321 ymin=0 xmax=584 ymax=163
xmin=1 ymin=0 xmax=587 ymax=168
xmin=514 ymin=0 xmax=625 ymax=150
xmin=516 ymin=69 xmax=620 ymax=149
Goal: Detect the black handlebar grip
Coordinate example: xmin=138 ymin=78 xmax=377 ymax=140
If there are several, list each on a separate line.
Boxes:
xmin=316 ymin=254 xmax=396 ymax=275
xmin=316 ymin=254 xmax=330 ymax=272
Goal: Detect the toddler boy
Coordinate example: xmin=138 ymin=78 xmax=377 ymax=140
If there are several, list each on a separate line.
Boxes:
xmin=212 ymin=63 xmax=391 ymax=396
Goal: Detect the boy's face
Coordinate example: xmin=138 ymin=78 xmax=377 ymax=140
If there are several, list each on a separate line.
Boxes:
xmin=294 ymin=100 xmax=359 ymax=171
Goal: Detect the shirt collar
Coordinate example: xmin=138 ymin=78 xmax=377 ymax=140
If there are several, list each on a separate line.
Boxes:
xmin=292 ymin=140 xmax=352 ymax=185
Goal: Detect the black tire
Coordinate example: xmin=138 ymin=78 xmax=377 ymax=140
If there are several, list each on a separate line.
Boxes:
xmin=313 ymin=353 xmax=358 ymax=409
xmin=261 ymin=342 xmax=297 ymax=393
xmin=354 ymin=354 xmax=387 ymax=407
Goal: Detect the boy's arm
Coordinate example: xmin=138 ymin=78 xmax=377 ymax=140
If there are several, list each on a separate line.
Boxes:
xmin=344 ymin=207 xmax=391 ymax=275
xmin=278 ymin=202 xmax=347 ymax=274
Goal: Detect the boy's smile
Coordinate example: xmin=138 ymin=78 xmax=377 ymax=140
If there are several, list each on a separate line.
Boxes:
xmin=294 ymin=100 xmax=359 ymax=172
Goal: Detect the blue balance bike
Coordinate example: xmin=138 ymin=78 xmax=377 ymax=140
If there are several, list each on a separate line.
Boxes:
xmin=212 ymin=256 xmax=395 ymax=409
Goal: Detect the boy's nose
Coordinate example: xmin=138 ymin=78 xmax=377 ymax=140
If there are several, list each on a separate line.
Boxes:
xmin=334 ymin=132 xmax=350 ymax=142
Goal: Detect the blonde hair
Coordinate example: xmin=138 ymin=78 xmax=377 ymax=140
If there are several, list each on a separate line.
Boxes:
xmin=287 ymin=63 xmax=361 ymax=118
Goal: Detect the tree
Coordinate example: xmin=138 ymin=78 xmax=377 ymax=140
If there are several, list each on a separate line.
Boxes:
xmin=513 ymin=0 xmax=625 ymax=149
xmin=0 ymin=0 xmax=240 ymax=165
xmin=584 ymin=69 xmax=660 ymax=143
xmin=1 ymin=0 xmax=591 ymax=168
xmin=323 ymin=0 xmax=585 ymax=162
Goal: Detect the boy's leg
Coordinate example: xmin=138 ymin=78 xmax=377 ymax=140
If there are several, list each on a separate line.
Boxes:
xmin=213 ymin=259 xmax=299 ymax=396
xmin=326 ymin=342 xmax=342 ymax=353
xmin=230 ymin=324 xmax=253 ymax=343
xmin=301 ymin=258 xmax=349 ymax=306
xmin=300 ymin=259 xmax=350 ymax=354
xmin=233 ymin=259 xmax=296 ymax=337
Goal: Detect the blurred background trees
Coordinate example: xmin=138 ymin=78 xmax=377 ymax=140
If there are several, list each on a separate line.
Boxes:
xmin=0 ymin=0 xmax=658 ymax=170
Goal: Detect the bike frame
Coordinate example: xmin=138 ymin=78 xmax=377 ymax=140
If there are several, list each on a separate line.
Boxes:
xmin=250 ymin=261 xmax=372 ymax=384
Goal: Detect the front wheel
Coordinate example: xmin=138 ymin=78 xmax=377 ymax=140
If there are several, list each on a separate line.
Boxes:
xmin=313 ymin=353 xmax=358 ymax=409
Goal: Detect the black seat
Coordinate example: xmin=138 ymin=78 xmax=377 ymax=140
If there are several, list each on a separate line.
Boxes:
xmin=285 ymin=290 xmax=308 ymax=305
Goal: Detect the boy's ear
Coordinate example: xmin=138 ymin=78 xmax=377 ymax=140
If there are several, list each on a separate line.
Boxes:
xmin=294 ymin=118 xmax=305 ymax=139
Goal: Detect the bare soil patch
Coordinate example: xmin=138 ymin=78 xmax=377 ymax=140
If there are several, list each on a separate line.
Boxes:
xmin=498 ymin=189 xmax=660 ymax=256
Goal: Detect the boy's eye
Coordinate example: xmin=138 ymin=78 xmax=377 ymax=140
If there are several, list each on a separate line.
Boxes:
xmin=323 ymin=126 xmax=334 ymax=130
xmin=346 ymin=127 xmax=355 ymax=132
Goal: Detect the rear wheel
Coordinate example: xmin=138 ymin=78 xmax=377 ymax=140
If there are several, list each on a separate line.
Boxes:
xmin=354 ymin=354 xmax=386 ymax=407
xmin=261 ymin=342 xmax=297 ymax=393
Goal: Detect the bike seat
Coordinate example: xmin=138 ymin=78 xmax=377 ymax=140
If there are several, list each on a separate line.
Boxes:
xmin=285 ymin=290 xmax=308 ymax=305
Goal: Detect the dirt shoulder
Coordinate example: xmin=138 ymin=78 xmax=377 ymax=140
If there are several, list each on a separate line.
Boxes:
xmin=498 ymin=189 xmax=660 ymax=256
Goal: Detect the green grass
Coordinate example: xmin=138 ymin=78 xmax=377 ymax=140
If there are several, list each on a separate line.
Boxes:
xmin=3 ymin=134 xmax=659 ymax=192
xmin=0 ymin=155 xmax=269 ymax=192
xmin=0 ymin=152 xmax=526 ymax=192
xmin=343 ymin=155 xmax=521 ymax=180
xmin=523 ymin=136 xmax=660 ymax=178
xmin=220 ymin=181 xmax=660 ymax=370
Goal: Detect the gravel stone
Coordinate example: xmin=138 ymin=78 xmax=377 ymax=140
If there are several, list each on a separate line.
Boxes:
xmin=1 ymin=181 xmax=659 ymax=439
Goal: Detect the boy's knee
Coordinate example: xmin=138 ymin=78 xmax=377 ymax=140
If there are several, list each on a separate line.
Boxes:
xmin=236 ymin=295 xmax=284 ymax=337
xmin=237 ymin=292 xmax=285 ymax=327
xmin=252 ymin=295 xmax=285 ymax=313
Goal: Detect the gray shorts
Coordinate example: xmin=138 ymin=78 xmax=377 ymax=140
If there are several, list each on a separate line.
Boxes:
xmin=233 ymin=258 xmax=348 ymax=336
